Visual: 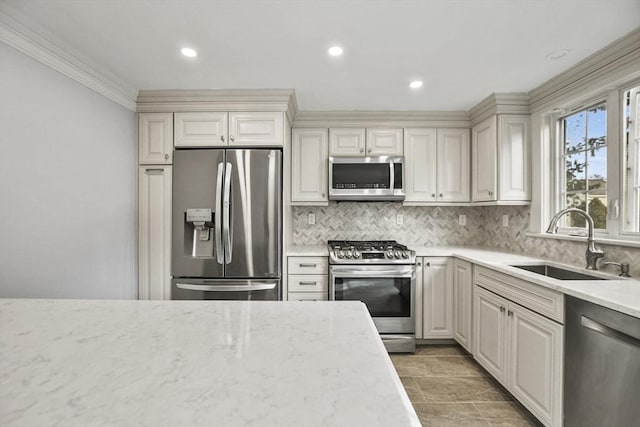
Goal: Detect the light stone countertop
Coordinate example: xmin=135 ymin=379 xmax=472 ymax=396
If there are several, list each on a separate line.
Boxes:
xmin=0 ymin=299 xmax=420 ymax=427
xmin=410 ymin=246 xmax=640 ymax=318
xmin=286 ymin=245 xmax=329 ymax=257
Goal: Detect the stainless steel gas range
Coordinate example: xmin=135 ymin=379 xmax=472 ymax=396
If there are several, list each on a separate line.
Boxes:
xmin=328 ymin=240 xmax=416 ymax=353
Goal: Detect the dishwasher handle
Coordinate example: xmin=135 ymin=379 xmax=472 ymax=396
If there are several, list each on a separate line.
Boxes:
xmin=581 ymin=315 xmax=640 ymax=348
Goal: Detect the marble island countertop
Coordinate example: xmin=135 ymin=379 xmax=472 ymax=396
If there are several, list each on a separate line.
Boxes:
xmin=0 ymin=299 xmax=420 ymax=427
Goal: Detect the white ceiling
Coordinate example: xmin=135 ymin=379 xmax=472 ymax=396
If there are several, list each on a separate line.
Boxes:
xmin=2 ymin=0 xmax=639 ymax=111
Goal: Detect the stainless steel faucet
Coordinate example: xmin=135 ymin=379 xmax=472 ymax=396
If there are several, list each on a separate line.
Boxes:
xmin=546 ymin=208 xmax=604 ymax=270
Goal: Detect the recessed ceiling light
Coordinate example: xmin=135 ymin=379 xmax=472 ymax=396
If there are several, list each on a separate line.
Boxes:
xmin=409 ymin=80 xmax=423 ymax=89
xmin=181 ymin=47 xmax=198 ymax=58
xmin=546 ymin=49 xmax=570 ymax=60
xmin=328 ymin=46 xmax=343 ymax=56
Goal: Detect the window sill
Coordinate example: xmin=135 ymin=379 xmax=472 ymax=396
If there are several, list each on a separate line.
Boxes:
xmin=525 ymin=232 xmax=640 ymax=249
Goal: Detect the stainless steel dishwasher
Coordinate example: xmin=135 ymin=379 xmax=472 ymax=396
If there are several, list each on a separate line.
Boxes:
xmin=564 ymin=295 xmax=640 ymax=427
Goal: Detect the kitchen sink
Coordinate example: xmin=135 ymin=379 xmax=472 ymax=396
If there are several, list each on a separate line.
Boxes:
xmin=510 ymin=264 xmax=608 ymax=280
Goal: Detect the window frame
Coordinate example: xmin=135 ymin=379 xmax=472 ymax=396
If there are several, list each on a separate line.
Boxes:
xmin=549 ymin=83 xmax=640 ymax=243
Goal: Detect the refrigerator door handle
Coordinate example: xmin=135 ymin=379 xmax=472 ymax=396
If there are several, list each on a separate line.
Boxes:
xmin=176 ymin=282 xmax=277 ymax=292
xmin=215 ymin=162 xmax=225 ymax=264
xmin=223 ymin=162 xmax=233 ymax=264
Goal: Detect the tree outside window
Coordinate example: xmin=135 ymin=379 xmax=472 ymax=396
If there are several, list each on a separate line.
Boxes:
xmin=562 ymin=103 xmax=607 ymax=229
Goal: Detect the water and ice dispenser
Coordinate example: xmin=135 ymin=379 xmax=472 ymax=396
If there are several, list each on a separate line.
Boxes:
xmin=185 ymin=209 xmax=214 ymax=258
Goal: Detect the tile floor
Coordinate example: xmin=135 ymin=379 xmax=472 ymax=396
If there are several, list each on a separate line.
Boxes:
xmin=391 ymin=344 xmax=543 ymax=427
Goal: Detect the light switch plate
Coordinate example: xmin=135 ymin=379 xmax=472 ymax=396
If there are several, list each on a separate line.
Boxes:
xmin=459 ymin=214 xmax=466 ymax=226
xmin=502 ymin=214 xmax=509 ymax=227
xmin=396 ymin=214 xmax=404 ymax=225
xmin=308 ymin=213 xmax=316 ymax=225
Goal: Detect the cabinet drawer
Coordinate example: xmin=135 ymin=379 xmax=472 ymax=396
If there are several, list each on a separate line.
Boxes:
xmin=288 ymin=292 xmax=328 ymax=301
xmin=287 ymin=257 xmax=328 ymax=274
xmin=288 ymin=275 xmax=328 ymax=292
xmin=474 ymin=266 xmax=564 ymax=323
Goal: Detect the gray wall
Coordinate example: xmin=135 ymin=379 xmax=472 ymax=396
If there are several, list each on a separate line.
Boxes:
xmin=0 ymin=43 xmax=137 ymax=299
xmin=293 ymin=204 xmax=640 ymax=277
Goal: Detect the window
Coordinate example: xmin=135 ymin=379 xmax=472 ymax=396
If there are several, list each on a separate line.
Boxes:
xmin=552 ymin=84 xmax=640 ymax=243
xmin=623 ymin=87 xmax=640 ymax=233
xmin=560 ymin=103 xmax=608 ymax=230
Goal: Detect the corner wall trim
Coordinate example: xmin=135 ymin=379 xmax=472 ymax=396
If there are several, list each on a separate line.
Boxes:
xmin=0 ymin=11 xmax=137 ymax=111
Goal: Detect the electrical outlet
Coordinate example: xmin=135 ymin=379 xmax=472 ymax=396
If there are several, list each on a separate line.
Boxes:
xmin=308 ymin=213 xmax=316 ymax=225
xmin=396 ymin=214 xmax=404 ymax=225
xmin=459 ymin=214 xmax=466 ymax=226
xmin=502 ymin=214 xmax=509 ymax=227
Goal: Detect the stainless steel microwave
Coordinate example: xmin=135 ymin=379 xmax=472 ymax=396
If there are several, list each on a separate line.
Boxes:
xmin=328 ymin=156 xmax=405 ymax=201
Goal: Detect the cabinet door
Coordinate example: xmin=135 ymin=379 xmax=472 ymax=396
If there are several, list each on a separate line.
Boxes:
xmin=499 ymin=115 xmax=531 ymax=201
xmin=366 ymin=128 xmax=403 ymax=156
xmin=509 ymin=304 xmax=563 ymax=427
xmin=422 ymin=257 xmax=454 ymax=338
xmin=415 ymin=258 xmax=424 ymax=339
xmin=228 ymin=112 xmax=283 ymax=146
xmin=437 ymin=128 xmax=470 ymax=202
xmin=473 ymin=285 xmax=509 ymax=385
xmin=471 ymin=116 xmax=497 ymax=201
xmin=174 ymin=112 xmax=228 ymax=147
xmin=291 ymin=129 xmax=329 ymax=204
xmin=139 ymin=113 xmax=173 ymax=164
xmin=453 ymin=259 xmax=473 ymax=351
xmin=138 ymin=166 xmax=172 ymax=300
xmin=403 ymin=128 xmax=437 ymax=203
xmin=329 ymin=128 xmax=366 ymax=156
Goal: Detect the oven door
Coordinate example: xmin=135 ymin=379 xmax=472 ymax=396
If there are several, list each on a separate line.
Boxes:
xmin=329 ymin=264 xmax=415 ymax=334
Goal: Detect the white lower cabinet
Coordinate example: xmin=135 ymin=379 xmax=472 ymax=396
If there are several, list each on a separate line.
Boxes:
xmin=287 ymin=256 xmax=328 ymax=301
xmin=453 ymin=259 xmax=473 ymax=351
xmin=138 ymin=166 xmax=172 ymax=300
xmin=474 ymin=284 xmax=563 ymax=427
xmin=420 ymin=257 xmax=454 ymax=338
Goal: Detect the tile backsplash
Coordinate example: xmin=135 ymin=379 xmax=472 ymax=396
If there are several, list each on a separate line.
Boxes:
xmin=292 ymin=203 xmax=640 ymax=277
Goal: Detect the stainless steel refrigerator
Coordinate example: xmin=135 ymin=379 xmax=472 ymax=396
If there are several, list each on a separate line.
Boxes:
xmin=171 ymin=148 xmax=282 ymax=300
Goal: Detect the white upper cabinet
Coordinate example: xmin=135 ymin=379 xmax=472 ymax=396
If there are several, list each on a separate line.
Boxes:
xmin=404 ymin=128 xmax=470 ymax=204
xmin=229 ymin=112 xmax=284 ymax=146
xmin=291 ymin=128 xmax=329 ymax=204
xmin=329 ymin=128 xmax=366 ymax=156
xmin=498 ymin=115 xmax=530 ymax=201
xmin=404 ymin=128 xmax=438 ymax=203
xmin=472 ymin=114 xmax=530 ymax=203
xmin=139 ymin=113 xmax=173 ymax=164
xmin=174 ymin=112 xmax=227 ymax=147
xmin=172 ymin=111 xmax=284 ymax=148
xmin=366 ymin=128 xmax=403 ymax=156
xmin=329 ymin=127 xmax=403 ymax=156
xmin=472 ymin=116 xmax=498 ymax=201
xmin=438 ymin=128 xmax=470 ymax=202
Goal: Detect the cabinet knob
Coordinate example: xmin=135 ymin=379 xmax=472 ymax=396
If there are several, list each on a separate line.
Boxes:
xmin=220 ymin=136 xmax=225 ymax=142
xmin=500 ymin=306 xmax=505 ymax=313
xmin=164 ymin=154 xmax=169 ymax=160
xmin=417 ymin=262 xmax=422 ymax=267
xmin=230 ymin=136 xmax=235 ymax=142
xmin=507 ymin=310 xmax=513 ymax=317
xmin=489 ymin=191 xmax=493 ymax=196
xmin=439 ymin=193 xmax=443 ymax=198
xmin=321 ymin=193 xmax=325 ymax=198
xmin=367 ymin=148 xmax=372 ymax=153
xmin=360 ymin=148 xmax=364 ymax=153
xmin=426 ymin=262 xmax=431 ymax=267
xmin=431 ymin=193 xmax=436 ymax=198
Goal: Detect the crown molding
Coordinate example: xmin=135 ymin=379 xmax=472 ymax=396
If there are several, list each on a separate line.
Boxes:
xmin=528 ymin=27 xmax=640 ymax=113
xmin=468 ymin=93 xmax=530 ymax=126
xmin=293 ymin=110 xmax=470 ymax=128
xmin=0 ymin=9 xmax=137 ymax=111
xmin=136 ymin=89 xmax=299 ymax=123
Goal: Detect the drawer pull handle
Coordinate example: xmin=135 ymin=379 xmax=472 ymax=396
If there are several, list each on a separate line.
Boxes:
xmin=299 ymin=281 xmax=318 ymax=286
xmin=299 ymin=263 xmax=317 ymax=268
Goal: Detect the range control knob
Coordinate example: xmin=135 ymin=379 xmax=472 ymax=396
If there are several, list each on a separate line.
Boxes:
xmin=394 ymin=250 xmax=401 ymax=258
xmin=336 ymin=250 xmax=344 ymax=259
xmin=353 ymin=250 xmax=361 ymax=259
xmin=385 ymin=249 xmax=394 ymax=259
xmin=345 ymin=250 xmax=353 ymax=259
xmin=402 ymin=251 xmax=409 ymax=258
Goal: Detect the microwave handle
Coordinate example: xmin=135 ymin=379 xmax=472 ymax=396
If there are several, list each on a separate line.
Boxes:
xmin=389 ymin=161 xmax=395 ymax=191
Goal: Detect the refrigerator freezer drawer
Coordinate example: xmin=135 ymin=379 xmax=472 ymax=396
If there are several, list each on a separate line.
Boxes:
xmin=171 ymin=279 xmax=280 ymax=300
